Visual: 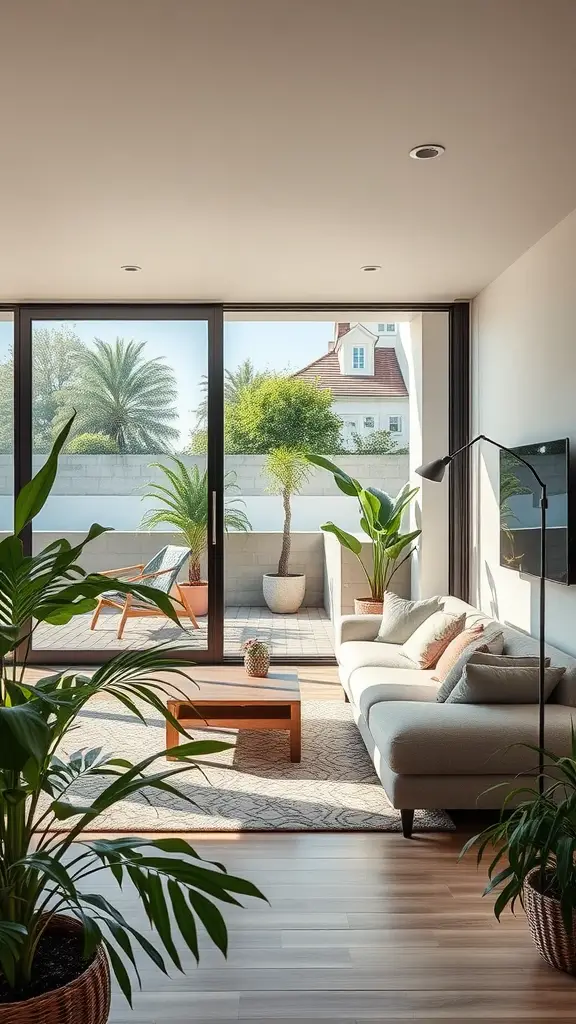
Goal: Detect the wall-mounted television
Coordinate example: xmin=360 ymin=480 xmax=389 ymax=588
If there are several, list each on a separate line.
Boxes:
xmin=499 ymin=439 xmax=573 ymax=585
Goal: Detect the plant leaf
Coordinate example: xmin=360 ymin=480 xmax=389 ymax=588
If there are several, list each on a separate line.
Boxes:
xmin=14 ymin=415 xmax=75 ymax=534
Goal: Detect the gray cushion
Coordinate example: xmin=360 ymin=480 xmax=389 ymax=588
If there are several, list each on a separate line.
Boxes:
xmin=466 ymin=652 xmax=551 ymax=669
xmin=367 ymin=700 xmax=575 ymax=775
xmin=435 ymin=627 xmax=505 ymax=702
xmin=347 ymin=666 xmax=439 ymax=717
xmin=447 ymin=662 xmax=565 ymax=704
xmin=375 ymin=593 xmax=440 ymax=644
xmin=338 ymin=641 xmax=415 ymax=685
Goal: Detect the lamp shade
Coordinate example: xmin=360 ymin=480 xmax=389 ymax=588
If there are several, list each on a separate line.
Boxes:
xmin=415 ymin=457 xmax=451 ymax=482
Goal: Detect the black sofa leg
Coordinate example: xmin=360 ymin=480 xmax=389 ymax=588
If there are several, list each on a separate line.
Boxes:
xmin=344 ymin=691 xmax=350 ymax=703
xmin=400 ymin=809 xmax=414 ymax=839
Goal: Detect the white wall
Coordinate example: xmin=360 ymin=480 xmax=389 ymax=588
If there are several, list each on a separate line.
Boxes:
xmin=402 ymin=313 xmax=450 ymax=599
xmin=336 ymin=325 xmax=375 ymax=375
xmin=471 ymin=206 xmax=576 ymax=654
xmin=331 ymin=397 xmax=409 ymax=445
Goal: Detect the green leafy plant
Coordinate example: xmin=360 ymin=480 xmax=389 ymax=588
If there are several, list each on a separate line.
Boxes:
xmin=306 ymin=455 xmax=421 ymax=602
xmin=0 ymin=417 xmax=265 ymax=1005
xmin=500 ymin=454 xmax=531 ymax=569
xmin=343 ymin=428 xmax=408 ymax=456
xmin=141 ymin=459 xmax=251 ymax=584
xmin=195 ymin=358 xmax=270 ymax=430
xmin=265 ymin=447 xmax=312 ymax=576
xmin=65 ymin=432 xmax=120 ymax=454
xmin=461 ymin=735 xmax=576 ymax=934
xmin=225 ymin=374 xmax=343 ymax=455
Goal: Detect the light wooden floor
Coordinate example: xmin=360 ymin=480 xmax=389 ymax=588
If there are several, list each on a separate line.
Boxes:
xmin=99 ymin=831 xmax=576 ymax=1023
xmin=47 ymin=664 xmax=575 ymax=1021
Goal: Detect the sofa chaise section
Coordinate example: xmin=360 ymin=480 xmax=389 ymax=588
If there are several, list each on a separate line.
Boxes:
xmin=336 ymin=597 xmax=576 ymax=837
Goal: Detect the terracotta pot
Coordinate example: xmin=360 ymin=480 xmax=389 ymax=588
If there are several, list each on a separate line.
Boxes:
xmin=354 ymin=597 xmax=384 ymax=615
xmin=524 ymin=867 xmax=576 ymax=974
xmin=262 ymin=574 xmax=306 ymax=613
xmin=0 ymin=914 xmax=111 ymax=1024
xmin=177 ymin=582 xmax=208 ymax=618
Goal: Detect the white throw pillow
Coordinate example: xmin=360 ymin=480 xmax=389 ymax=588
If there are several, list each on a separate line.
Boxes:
xmin=402 ymin=611 xmax=466 ymax=670
xmin=375 ymin=593 xmax=441 ymax=645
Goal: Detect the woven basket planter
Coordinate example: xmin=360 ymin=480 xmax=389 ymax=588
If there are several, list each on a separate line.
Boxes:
xmin=524 ymin=868 xmax=576 ymax=974
xmin=0 ymin=915 xmax=111 ymax=1024
xmin=354 ymin=598 xmax=383 ymax=615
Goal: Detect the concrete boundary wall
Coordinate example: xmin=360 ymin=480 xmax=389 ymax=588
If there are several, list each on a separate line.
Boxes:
xmin=0 ymin=454 xmax=408 ymax=497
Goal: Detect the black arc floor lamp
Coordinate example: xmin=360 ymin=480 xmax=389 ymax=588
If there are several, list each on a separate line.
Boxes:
xmin=416 ymin=434 xmax=548 ymax=794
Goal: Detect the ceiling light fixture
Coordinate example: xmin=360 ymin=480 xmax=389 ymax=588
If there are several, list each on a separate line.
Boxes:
xmin=361 ymin=265 xmax=381 ymax=273
xmin=409 ymin=144 xmax=445 ymax=160
xmin=121 ymin=264 xmax=142 ymax=272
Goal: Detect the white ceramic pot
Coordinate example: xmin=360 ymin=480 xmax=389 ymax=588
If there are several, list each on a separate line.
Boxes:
xmin=262 ymin=573 xmax=306 ymax=613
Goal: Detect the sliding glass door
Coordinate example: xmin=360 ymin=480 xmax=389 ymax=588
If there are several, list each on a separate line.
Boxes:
xmin=17 ymin=306 xmax=224 ymax=664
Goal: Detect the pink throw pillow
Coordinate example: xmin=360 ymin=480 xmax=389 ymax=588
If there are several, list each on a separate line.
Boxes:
xmin=433 ymin=624 xmax=485 ymax=682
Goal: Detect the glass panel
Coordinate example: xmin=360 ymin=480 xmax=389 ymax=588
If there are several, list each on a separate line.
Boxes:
xmin=222 ymin=316 xmax=413 ymax=659
xmin=31 ymin=318 xmax=209 ymax=653
xmin=0 ymin=312 xmax=13 ymax=536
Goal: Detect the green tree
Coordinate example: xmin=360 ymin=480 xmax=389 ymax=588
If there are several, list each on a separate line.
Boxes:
xmin=0 ymin=328 xmax=84 ymax=454
xmin=32 ymin=326 xmax=84 ymax=452
xmin=184 ymin=428 xmax=208 ymax=455
xmin=66 ymin=338 xmax=179 ymax=453
xmin=0 ymin=357 xmax=13 ymax=454
xmin=344 ymin=429 xmax=408 ymax=455
xmin=226 ymin=375 xmax=342 ymax=454
xmin=195 ymin=358 xmax=268 ymax=428
xmin=65 ymin=432 xmax=120 ymax=454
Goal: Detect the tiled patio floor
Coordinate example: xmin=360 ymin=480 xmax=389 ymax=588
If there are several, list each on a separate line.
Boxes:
xmin=34 ymin=606 xmax=335 ymax=658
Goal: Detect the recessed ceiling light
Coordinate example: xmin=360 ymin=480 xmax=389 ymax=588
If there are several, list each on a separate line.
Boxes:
xmin=121 ymin=264 xmax=142 ymax=272
xmin=409 ymin=144 xmax=445 ymax=160
xmin=361 ymin=265 xmax=381 ymax=273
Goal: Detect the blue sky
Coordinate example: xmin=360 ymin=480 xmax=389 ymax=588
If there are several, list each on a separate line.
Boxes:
xmin=0 ymin=318 xmax=333 ymax=445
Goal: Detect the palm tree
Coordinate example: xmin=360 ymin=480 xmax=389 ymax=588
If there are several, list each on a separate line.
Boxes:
xmin=195 ymin=359 xmax=267 ymax=427
xmin=141 ymin=458 xmax=251 ymax=583
xmin=265 ymin=447 xmax=312 ymax=576
xmin=69 ymin=338 xmax=179 ymax=453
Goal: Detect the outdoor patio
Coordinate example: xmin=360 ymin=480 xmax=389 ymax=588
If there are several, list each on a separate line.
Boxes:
xmin=33 ymin=606 xmax=335 ymax=658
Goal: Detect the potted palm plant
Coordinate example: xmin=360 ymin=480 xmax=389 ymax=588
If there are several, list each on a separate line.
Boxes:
xmin=141 ymin=459 xmax=251 ymax=617
xmin=306 ymin=455 xmax=421 ymax=613
xmin=462 ymin=736 xmax=576 ymax=975
xmin=262 ymin=447 xmax=311 ymax=614
xmin=0 ymin=418 xmax=265 ymax=1021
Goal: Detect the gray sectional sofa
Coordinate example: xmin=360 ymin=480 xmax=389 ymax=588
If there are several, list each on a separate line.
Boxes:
xmin=336 ymin=596 xmax=576 ymax=837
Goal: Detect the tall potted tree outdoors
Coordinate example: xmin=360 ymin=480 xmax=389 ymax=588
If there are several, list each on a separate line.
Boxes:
xmin=306 ymin=455 xmax=421 ymax=614
xmin=0 ymin=419 xmax=264 ymax=1022
xmin=262 ymin=447 xmax=312 ymax=614
xmin=141 ymin=459 xmax=251 ymax=617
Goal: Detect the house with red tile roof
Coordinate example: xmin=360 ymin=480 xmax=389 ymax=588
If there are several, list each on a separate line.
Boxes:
xmin=293 ymin=322 xmax=409 ymax=448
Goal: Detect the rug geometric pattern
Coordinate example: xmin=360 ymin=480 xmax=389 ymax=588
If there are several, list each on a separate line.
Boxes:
xmin=55 ymin=699 xmax=453 ymax=833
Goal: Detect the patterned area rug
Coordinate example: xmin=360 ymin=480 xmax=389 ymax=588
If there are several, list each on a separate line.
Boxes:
xmin=54 ymin=699 xmax=453 ymax=832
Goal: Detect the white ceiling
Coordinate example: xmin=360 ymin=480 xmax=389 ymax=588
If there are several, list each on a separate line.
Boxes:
xmin=1 ymin=0 xmax=576 ymax=304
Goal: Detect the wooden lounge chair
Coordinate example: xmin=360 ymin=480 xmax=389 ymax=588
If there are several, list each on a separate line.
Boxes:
xmin=90 ymin=545 xmax=199 ymax=639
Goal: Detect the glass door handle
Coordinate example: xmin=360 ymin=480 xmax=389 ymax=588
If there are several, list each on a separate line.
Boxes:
xmin=211 ymin=491 xmax=217 ymax=546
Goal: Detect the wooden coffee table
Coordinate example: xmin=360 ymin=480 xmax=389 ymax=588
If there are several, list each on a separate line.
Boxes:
xmin=164 ymin=667 xmax=301 ymax=762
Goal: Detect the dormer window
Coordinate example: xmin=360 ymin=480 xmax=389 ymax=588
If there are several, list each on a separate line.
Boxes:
xmin=378 ymin=322 xmax=397 ymax=334
xmin=352 ymin=346 xmax=366 ymax=370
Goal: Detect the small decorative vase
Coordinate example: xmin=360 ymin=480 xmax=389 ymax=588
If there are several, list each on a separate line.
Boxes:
xmin=354 ymin=597 xmax=384 ymax=615
xmin=243 ymin=640 xmax=270 ymax=677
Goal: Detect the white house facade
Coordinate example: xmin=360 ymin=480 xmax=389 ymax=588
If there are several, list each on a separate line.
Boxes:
xmin=293 ymin=322 xmax=409 ymax=448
